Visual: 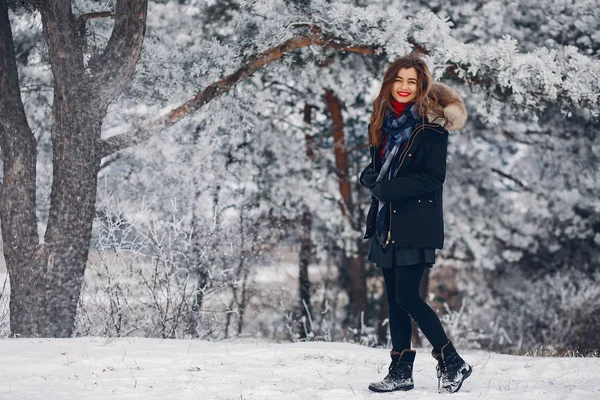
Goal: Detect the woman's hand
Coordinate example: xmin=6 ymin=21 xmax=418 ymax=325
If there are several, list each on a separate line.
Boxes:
xmin=374 ymin=129 xmax=448 ymax=203
xmin=370 ymin=182 xmax=383 ymax=202
xmin=360 ymin=166 xmax=379 ymax=188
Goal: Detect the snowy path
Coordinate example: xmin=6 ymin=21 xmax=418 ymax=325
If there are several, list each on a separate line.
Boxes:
xmin=0 ymin=337 xmax=598 ymax=399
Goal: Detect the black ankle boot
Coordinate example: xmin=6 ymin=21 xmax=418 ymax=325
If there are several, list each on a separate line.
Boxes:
xmin=432 ymin=340 xmax=473 ymax=393
xmin=368 ymin=349 xmax=416 ymax=392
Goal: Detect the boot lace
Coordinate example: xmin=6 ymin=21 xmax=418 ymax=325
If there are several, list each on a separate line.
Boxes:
xmin=387 ymin=357 xmax=410 ymax=381
xmin=437 ymin=351 xmax=464 ymax=390
xmin=435 ymin=357 xmax=447 ymax=390
xmin=385 ymin=356 xmax=399 ymax=379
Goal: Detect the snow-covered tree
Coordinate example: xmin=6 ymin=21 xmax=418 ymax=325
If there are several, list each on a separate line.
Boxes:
xmin=1 ymin=0 xmax=598 ymax=344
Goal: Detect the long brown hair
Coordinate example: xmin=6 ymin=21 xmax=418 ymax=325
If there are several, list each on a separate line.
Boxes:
xmin=368 ymin=53 xmax=443 ymax=147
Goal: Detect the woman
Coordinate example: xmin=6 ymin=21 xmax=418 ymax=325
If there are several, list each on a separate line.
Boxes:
xmin=359 ymin=53 xmax=472 ymax=394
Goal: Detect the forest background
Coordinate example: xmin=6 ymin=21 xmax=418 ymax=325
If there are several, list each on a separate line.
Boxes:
xmin=0 ymin=0 xmax=599 ymax=355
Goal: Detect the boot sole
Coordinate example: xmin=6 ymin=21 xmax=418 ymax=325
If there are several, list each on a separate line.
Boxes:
xmin=368 ymin=384 xmax=414 ymax=393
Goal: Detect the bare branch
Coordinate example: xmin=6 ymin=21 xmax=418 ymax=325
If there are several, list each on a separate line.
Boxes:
xmin=89 ymin=0 xmax=148 ymax=101
xmin=39 ymin=0 xmax=85 ymax=89
xmin=75 ymin=11 xmax=115 ymax=45
xmin=0 ymin=0 xmax=36 ymax=157
xmin=18 ymin=0 xmax=43 ymax=7
xmin=0 ymin=0 xmax=40 ymax=250
xmin=98 ymin=152 xmax=122 ymax=173
xmin=502 ymin=130 xmax=555 ymax=150
xmin=490 ymin=168 xmax=530 ymax=191
xmin=75 ymin=11 xmax=115 ymax=31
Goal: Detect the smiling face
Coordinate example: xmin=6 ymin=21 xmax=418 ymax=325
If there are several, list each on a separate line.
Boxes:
xmin=391 ymin=67 xmax=418 ymax=103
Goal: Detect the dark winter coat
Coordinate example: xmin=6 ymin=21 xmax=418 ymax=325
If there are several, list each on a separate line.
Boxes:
xmin=362 ymin=82 xmax=468 ymax=250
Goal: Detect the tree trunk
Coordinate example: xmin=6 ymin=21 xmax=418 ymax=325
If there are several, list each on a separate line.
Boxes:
xmin=298 ymin=103 xmax=314 ymax=338
xmin=0 ymin=0 xmax=45 ymax=337
xmin=39 ymin=93 xmax=102 ymax=336
xmin=377 ymin=285 xmax=389 ymax=346
xmin=325 ymin=89 xmax=353 ymax=216
xmin=0 ymin=0 xmax=148 ymax=337
xmin=324 ymin=89 xmax=367 ymax=337
xmin=298 ymin=209 xmax=313 ymax=337
xmin=348 ymin=252 xmax=367 ymax=333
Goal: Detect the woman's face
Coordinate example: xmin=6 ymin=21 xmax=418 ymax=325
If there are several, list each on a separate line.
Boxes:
xmin=391 ymin=67 xmax=418 ymax=103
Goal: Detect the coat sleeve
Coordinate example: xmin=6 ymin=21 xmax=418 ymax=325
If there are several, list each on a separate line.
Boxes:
xmin=359 ymin=164 xmax=373 ymax=188
xmin=376 ymin=129 xmax=448 ymax=203
xmin=358 ymin=122 xmax=375 ymax=188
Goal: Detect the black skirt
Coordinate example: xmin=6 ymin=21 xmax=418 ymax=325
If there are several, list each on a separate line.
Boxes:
xmin=367 ymin=235 xmax=435 ymax=268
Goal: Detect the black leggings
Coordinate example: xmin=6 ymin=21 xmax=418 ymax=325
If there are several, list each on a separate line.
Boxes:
xmin=381 ymin=263 xmax=449 ymax=353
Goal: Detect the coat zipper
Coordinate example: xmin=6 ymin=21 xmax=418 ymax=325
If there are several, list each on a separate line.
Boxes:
xmin=394 ymin=124 xmax=442 ymax=177
xmin=382 ymin=124 xmax=442 ymax=249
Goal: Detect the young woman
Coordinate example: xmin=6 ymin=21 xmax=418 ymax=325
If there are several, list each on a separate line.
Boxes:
xmin=359 ymin=53 xmax=472 ymax=394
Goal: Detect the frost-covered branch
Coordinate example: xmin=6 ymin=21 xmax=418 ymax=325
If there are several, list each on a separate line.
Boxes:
xmin=100 ymin=1 xmax=600 ymax=157
xmin=98 ymin=25 xmax=381 ymax=158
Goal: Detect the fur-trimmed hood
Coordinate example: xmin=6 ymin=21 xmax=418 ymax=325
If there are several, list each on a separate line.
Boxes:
xmin=426 ymin=82 xmax=468 ymax=131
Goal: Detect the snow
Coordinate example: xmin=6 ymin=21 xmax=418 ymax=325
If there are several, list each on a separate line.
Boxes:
xmin=0 ymin=337 xmax=598 ymax=399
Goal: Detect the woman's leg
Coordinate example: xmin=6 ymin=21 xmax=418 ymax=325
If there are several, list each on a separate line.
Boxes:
xmin=381 ymin=267 xmax=413 ymax=351
xmin=393 ymin=263 xmax=449 ymax=354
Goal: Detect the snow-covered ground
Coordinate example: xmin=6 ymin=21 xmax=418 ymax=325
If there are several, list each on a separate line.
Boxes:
xmin=0 ymin=337 xmax=598 ymax=400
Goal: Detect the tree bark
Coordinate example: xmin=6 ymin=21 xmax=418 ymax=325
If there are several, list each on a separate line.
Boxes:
xmin=298 ymin=103 xmax=314 ymax=338
xmin=298 ymin=210 xmax=313 ymax=336
xmin=348 ymin=253 xmax=367 ymax=334
xmin=325 ymin=89 xmax=354 ymax=218
xmin=324 ymin=89 xmax=367 ymax=337
xmin=0 ymin=0 xmax=148 ymax=337
xmin=0 ymin=0 xmax=45 ymax=337
xmin=377 ymin=285 xmax=389 ymax=346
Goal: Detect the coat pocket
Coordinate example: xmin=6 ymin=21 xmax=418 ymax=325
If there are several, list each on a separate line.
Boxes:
xmin=416 ymin=198 xmax=436 ymax=218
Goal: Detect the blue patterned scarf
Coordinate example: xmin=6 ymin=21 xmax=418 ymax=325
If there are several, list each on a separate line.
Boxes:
xmin=372 ymin=103 xmax=419 ymax=251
